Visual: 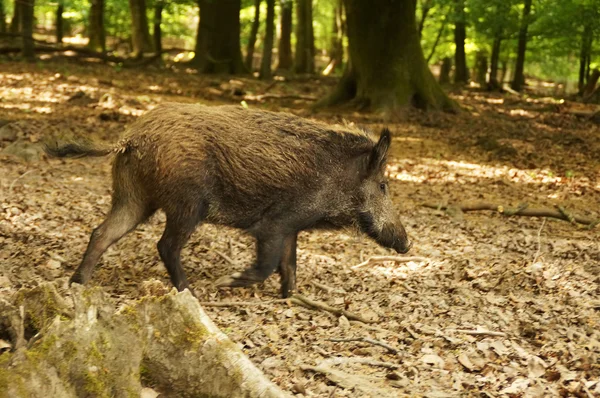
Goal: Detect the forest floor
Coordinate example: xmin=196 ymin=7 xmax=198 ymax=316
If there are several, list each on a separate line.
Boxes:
xmin=1 ymin=60 xmax=600 ymax=397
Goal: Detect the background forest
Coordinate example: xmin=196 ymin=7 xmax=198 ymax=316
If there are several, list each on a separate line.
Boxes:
xmin=1 ymin=0 xmax=600 ymax=397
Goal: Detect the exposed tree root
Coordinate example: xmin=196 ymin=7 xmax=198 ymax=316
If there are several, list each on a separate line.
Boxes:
xmin=352 ymin=256 xmax=429 ymax=269
xmin=289 ymin=294 xmax=378 ymax=324
xmin=0 ymin=283 xmax=289 ymax=398
xmin=423 ymin=202 xmax=599 ymax=228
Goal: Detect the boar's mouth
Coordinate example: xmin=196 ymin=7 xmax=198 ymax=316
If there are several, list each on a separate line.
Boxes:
xmin=358 ymin=211 xmax=411 ymax=254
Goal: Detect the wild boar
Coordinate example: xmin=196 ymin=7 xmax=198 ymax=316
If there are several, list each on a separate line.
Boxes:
xmin=45 ymin=103 xmax=411 ymax=297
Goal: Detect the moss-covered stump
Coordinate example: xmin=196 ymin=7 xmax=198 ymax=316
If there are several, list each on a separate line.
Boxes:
xmin=0 ymin=283 xmax=289 ymax=398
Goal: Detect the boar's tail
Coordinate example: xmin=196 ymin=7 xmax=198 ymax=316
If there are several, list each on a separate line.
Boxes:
xmin=44 ymin=138 xmax=117 ymax=158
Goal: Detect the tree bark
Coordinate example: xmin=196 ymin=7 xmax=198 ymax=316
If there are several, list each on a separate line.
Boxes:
xmin=439 ymin=57 xmax=451 ymax=84
xmin=453 ymin=0 xmax=468 ymax=84
xmin=474 ymin=50 xmax=487 ymax=85
xmin=0 ymin=0 xmax=6 ymax=33
xmin=259 ymin=0 xmax=275 ymax=79
xmin=128 ymin=0 xmax=153 ymax=58
xmin=277 ymin=0 xmax=293 ymax=70
xmin=21 ymin=0 xmax=34 ymax=60
xmin=153 ymin=1 xmax=163 ymax=53
xmin=319 ymin=0 xmax=457 ymax=112
xmin=87 ymin=0 xmax=105 ymax=53
xmin=510 ymin=0 xmax=532 ymax=92
xmin=487 ymin=37 xmax=502 ymax=90
xmin=0 ymin=283 xmax=290 ymax=398
xmin=10 ymin=0 xmax=21 ymax=34
xmin=192 ymin=0 xmax=247 ymax=74
xmin=55 ymin=1 xmax=63 ymax=44
xmin=578 ymin=24 xmax=592 ymax=95
xmin=583 ymin=68 xmax=600 ymax=100
xmin=245 ymin=0 xmax=260 ymax=70
xmin=294 ymin=0 xmax=314 ymax=74
xmin=418 ymin=0 xmax=430 ymax=37
xmin=324 ymin=0 xmax=344 ymax=74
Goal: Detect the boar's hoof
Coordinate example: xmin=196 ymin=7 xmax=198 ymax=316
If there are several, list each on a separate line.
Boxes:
xmin=215 ymin=271 xmax=262 ymax=288
xmin=69 ymin=273 xmax=85 ymax=286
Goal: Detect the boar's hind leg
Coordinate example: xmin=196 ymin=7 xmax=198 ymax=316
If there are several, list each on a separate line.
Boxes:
xmin=70 ymin=198 xmax=152 ymax=286
xmin=278 ymin=233 xmax=298 ymax=298
xmin=216 ymin=232 xmax=290 ymax=293
xmin=157 ymin=205 xmax=207 ymax=292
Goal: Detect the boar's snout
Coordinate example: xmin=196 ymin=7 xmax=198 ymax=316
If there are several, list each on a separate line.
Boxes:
xmin=378 ymin=221 xmax=411 ymax=254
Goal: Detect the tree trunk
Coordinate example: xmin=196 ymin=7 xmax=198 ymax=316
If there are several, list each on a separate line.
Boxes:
xmin=453 ymin=0 xmax=468 ymax=84
xmin=128 ymin=0 xmax=153 ymax=58
xmin=259 ymin=0 xmax=275 ymax=79
xmin=10 ymin=0 xmax=21 ymax=34
xmin=0 ymin=283 xmax=289 ymax=398
xmin=153 ymin=1 xmax=163 ymax=53
xmin=510 ymin=0 xmax=532 ymax=92
xmin=324 ymin=0 xmax=344 ymax=74
xmin=474 ymin=50 xmax=487 ymax=86
xmin=439 ymin=57 xmax=451 ymax=84
xmin=55 ymin=1 xmax=64 ymax=44
xmin=319 ymin=0 xmax=457 ymax=112
xmin=277 ymin=0 xmax=293 ymax=70
xmin=583 ymin=68 xmax=600 ymax=99
xmin=487 ymin=36 xmax=502 ymax=90
xmin=418 ymin=0 xmax=430 ymax=37
xmin=87 ymin=0 xmax=105 ymax=53
xmin=426 ymin=14 xmax=447 ymax=63
xmin=294 ymin=0 xmax=314 ymax=74
xmin=0 ymin=0 xmax=6 ymax=33
xmin=21 ymin=0 xmax=34 ymax=60
xmin=245 ymin=0 xmax=260 ymax=71
xmin=578 ymin=24 xmax=592 ymax=95
xmin=193 ymin=0 xmax=247 ymax=74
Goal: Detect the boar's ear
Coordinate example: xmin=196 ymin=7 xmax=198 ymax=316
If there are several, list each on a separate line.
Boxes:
xmin=367 ymin=128 xmax=391 ymax=175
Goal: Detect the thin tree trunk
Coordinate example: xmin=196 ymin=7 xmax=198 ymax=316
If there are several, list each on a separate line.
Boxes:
xmin=153 ymin=1 xmax=163 ymax=53
xmin=439 ymin=57 xmax=451 ymax=84
xmin=259 ymin=0 xmax=275 ymax=79
xmin=129 ymin=0 xmax=153 ymax=58
xmin=21 ymin=0 xmax=34 ymax=60
xmin=10 ymin=0 xmax=21 ymax=34
xmin=418 ymin=0 xmax=430 ymax=37
xmin=324 ymin=0 xmax=344 ymax=74
xmin=55 ymin=1 xmax=63 ymax=44
xmin=0 ymin=0 xmax=6 ymax=33
xmin=245 ymin=0 xmax=260 ymax=70
xmin=426 ymin=14 xmax=447 ymax=63
xmin=88 ymin=0 xmax=105 ymax=53
xmin=510 ymin=0 xmax=532 ymax=92
xmin=277 ymin=0 xmax=293 ymax=70
xmin=453 ymin=0 xmax=468 ymax=84
xmin=487 ymin=36 xmax=502 ymax=90
xmin=474 ymin=50 xmax=487 ymax=85
xmin=583 ymin=68 xmax=600 ymax=98
xmin=578 ymin=24 xmax=592 ymax=95
xmin=294 ymin=0 xmax=314 ymax=74
xmin=192 ymin=0 xmax=247 ymax=74
xmin=319 ymin=0 xmax=457 ymax=112
xmin=500 ymin=59 xmax=508 ymax=84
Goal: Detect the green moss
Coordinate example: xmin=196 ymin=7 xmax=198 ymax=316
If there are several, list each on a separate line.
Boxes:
xmin=83 ymin=370 xmax=110 ymax=398
xmin=173 ymin=313 xmax=209 ymax=350
xmin=0 ymin=352 xmax=12 ymax=397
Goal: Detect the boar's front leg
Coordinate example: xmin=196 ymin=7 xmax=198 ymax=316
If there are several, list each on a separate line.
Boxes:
xmin=278 ymin=233 xmax=297 ymax=298
xmin=216 ymin=231 xmax=291 ymax=295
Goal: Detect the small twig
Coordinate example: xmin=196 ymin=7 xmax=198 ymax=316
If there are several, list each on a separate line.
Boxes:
xmin=404 ymin=326 xmax=422 ymax=339
xmin=320 ymin=357 xmax=400 ymax=369
xmin=290 ymin=294 xmax=377 ymax=323
xmin=352 ymin=256 xmax=428 ymax=269
xmin=349 ymin=321 xmax=406 ymax=340
xmin=448 ymin=328 xmax=507 ymax=337
xmin=243 ymin=93 xmax=318 ymax=102
xmin=9 ymin=170 xmax=34 ymax=193
xmin=310 ymin=281 xmax=346 ymax=294
xmin=214 ymin=250 xmax=236 ymax=265
xmin=326 ymin=337 xmax=399 ymax=354
xmin=328 ymin=385 xmax=338 ymax=398
xmin=198 ymin=300 xmax=282 ymax=307
xmin=556 ymin=205 xmax=577 ymax=225
xmin=423 ymin=202 xmax=598 ymax=227
xmin=532 ymin=218 xmax=546 ymax=264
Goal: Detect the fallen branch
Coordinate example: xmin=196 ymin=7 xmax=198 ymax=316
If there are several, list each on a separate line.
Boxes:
xmin=423 ymin=202 xmax=598 ymax=227
xmin=352 ymin=256 xmax=429 ymax=269
xmin=320 ymin=356 xmax=400 ymax=369
xmin=300 ymin=364 xmax=395 ymax=397
xmin=310 ymin=281 xmax=347 ymax=294
xmin=448 ymin=328 xmax=507 ymax=337
xmin=326 ymin=337 xmax=399 ymax=354
xmin=290 ymin=294 xmax=378 ymax=323
xmin=243 ymin=93 xmax=318 ymax=102
xmin=198 ymin=300 xmax=281 ymax=307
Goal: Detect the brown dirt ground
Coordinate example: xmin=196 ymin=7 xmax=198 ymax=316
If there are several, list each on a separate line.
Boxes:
xmin=1 ymin=60 xmax=600 ymax=397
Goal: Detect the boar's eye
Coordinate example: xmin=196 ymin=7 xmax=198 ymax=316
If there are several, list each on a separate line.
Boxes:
xmin=379 ymin=182 xmax=387 ymax=193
